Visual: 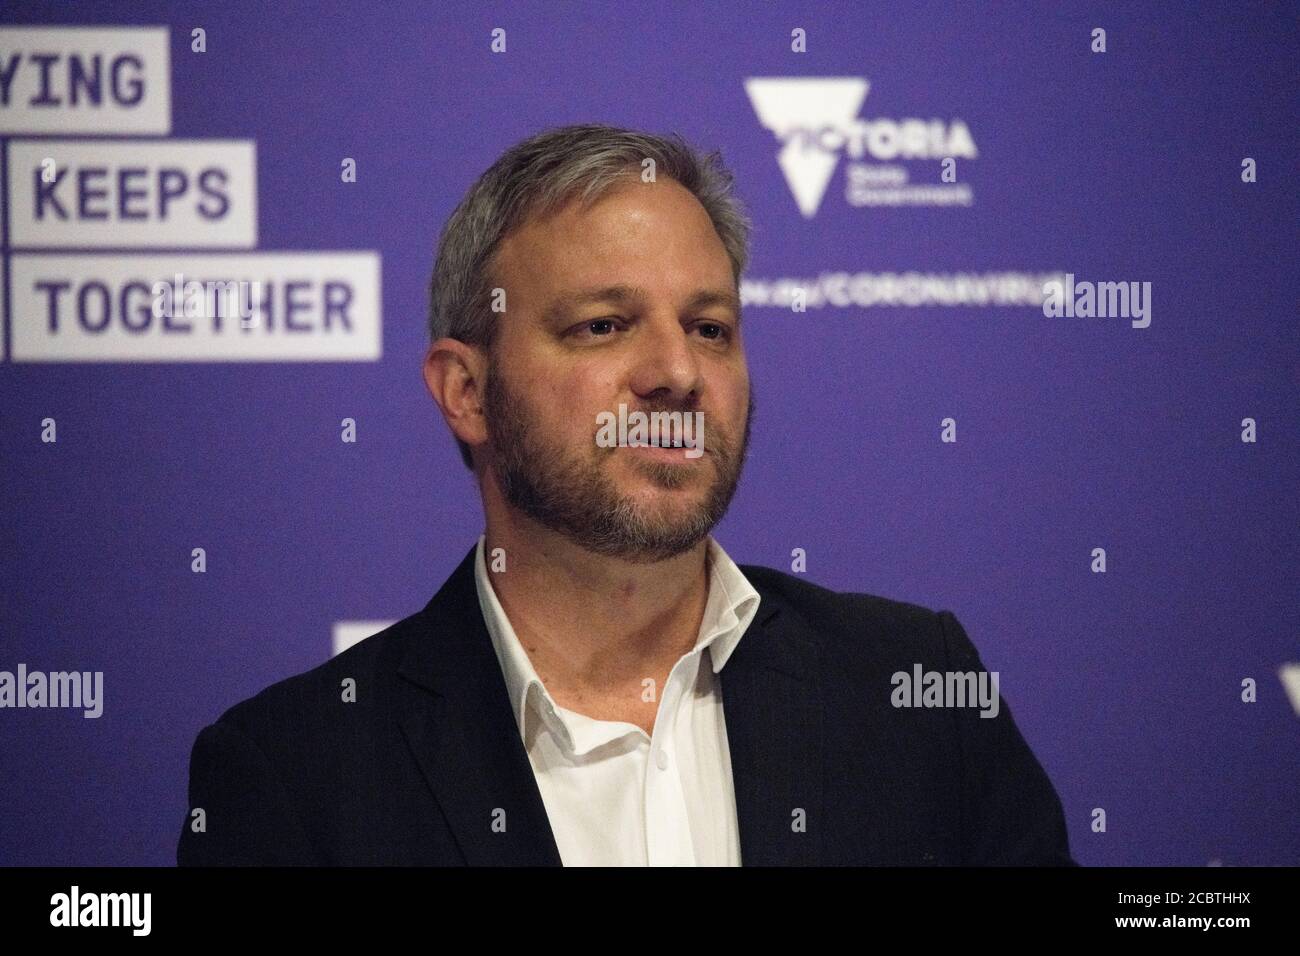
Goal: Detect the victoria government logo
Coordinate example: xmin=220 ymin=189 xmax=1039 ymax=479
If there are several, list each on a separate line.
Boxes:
xmin=745 ymin=77 xmax=977 ymax=218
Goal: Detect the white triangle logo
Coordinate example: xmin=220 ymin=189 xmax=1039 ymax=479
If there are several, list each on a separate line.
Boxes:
xmin=745 ymin=77 xmax=870 ymax=218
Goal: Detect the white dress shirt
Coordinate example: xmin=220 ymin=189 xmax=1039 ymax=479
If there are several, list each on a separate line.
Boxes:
xmin=472 ymin=533 xmax=761 ymax=866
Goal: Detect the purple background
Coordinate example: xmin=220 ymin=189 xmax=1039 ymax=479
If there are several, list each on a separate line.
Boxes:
xmin=1 ymin=1 xmax=1296 ymax=866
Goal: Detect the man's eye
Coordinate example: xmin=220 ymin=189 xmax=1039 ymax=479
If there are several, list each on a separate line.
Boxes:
xmin=696 ymin=322 xmax=730 ymax=341
xmin=573 ymin=318 xmax=620 ymax=337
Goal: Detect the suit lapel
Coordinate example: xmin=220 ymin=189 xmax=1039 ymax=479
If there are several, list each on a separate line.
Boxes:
xmin=721 ymin=588 xmax=825 ymax=865
xmin=396 ymin=546 xmax=562 ymax=865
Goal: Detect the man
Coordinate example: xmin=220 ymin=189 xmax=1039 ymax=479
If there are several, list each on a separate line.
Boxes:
xmin=178 ymin=124 xmax=1075 ymax=866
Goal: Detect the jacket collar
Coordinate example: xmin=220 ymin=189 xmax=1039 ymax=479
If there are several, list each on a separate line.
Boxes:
xmin=396 ymin=542 xmax=824 ymax=866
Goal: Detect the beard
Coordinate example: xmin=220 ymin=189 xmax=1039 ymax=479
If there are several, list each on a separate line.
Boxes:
xmin=482 ymin=364 xmax=753 ymax=564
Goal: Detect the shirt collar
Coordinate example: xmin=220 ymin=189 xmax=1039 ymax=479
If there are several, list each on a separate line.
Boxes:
xmin=473 ymin=533 xmax=761 ymax=752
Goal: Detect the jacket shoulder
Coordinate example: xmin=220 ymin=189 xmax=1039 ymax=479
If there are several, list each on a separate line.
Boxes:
xmin=204 ymin=609 xmax=427 ymax=739
xmin=738 ymin=562 xmax=947 ymax=651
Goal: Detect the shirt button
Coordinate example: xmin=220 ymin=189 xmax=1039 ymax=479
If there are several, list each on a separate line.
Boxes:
xmin=655 ymin=749 xmax=669 ymax=771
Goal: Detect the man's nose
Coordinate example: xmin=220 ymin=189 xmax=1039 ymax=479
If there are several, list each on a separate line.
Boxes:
xmin=627 ymin=316 xmax=702 ymax=402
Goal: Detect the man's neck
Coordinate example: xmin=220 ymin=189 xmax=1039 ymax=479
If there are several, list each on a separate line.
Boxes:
xmin=481 ymin=513 xmax=711 ymax=716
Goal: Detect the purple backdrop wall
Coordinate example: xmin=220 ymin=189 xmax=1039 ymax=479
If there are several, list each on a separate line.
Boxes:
xmin=1 ymin=1 xmax=1296 ymax=866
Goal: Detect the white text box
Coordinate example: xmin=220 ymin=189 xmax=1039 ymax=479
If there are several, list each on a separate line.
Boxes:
xmin=8 ymin=140 xmax=256 ymax=248
xmin=11 ymin=253 xmax=382 ymax=362
xmin=0 ymin=27 xmax=171 ymax=134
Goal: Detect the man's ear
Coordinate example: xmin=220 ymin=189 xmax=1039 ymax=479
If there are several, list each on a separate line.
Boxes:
xmin=423 ymin=338 xmax=489 ymax=453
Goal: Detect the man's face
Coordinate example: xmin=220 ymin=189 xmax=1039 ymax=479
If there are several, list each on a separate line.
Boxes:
xmin=482 ymin=176 xmax=753 ymax=563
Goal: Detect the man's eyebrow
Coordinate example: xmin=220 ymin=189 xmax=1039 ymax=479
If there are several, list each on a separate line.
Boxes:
xmin=684 ymin=289 xmax=742 ymax=319
xmin=542 ymin=285 xmax=645 ymax=323
xmin=542 ymin=286 xmax=743 ymax=324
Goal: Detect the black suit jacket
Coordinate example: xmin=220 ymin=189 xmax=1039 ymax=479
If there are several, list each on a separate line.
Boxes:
xmin=177 ymin=544 xmax=1075 ymax=865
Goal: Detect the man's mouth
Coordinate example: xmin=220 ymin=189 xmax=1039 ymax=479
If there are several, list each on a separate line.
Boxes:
xmin=628 ymin=439 xmax=697 ymax=450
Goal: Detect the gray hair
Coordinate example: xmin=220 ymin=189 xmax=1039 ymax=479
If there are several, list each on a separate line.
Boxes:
xmin=427 ymin=123 xmax=752 ymax=469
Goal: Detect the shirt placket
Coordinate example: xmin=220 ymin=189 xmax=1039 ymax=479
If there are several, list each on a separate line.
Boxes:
xmin=642 ymin=651 xmax=700 ymax=866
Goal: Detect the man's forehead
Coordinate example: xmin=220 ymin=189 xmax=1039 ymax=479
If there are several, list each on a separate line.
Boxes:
xmin=489 ymin=181 xmax=738 ymax=315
